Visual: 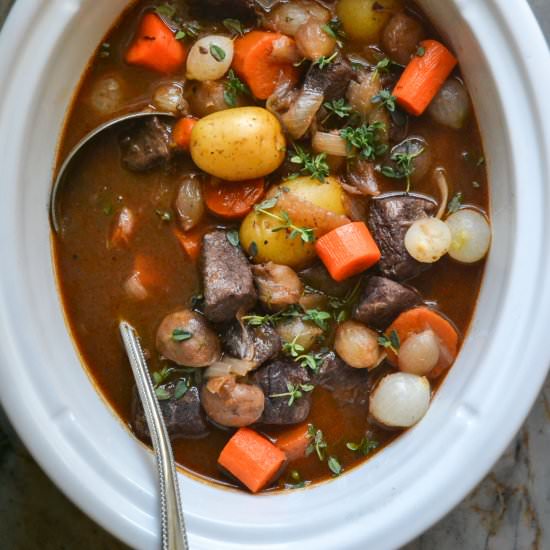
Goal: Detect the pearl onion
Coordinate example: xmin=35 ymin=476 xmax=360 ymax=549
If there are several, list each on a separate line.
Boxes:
xmin=405 ymin=217 xmax=452 ymax=263
xmin=369 ymin=373 xmax=431 ymax=428
xmin=398 ymin=330 xmax=440 ymax=375
xmin=186 ymin=35 xmax=234 ymax=82
xmin=446 ymin=209 xmax=491 ymax=263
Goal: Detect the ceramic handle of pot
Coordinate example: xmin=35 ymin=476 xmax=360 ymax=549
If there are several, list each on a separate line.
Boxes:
xmin=119 ymin=321 xmax=188 ymax=550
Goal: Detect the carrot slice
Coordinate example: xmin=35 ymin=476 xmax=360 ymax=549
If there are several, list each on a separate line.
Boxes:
xmin=108 ymin=207 xmax=135 ymax=248
xmin=275 ymin=423 xmax=310 ymax=461
xmin=173 ymin=117 xmax=198 ymax=151
xmin=173 ymin=227 xmax=203 ymax=262
xmin=125 ymin=13 xmax=187 ymax=74
xmin=218 ymin=427 xmax=286 ymax=493
xmin=393 ymin=40 xmax=457 ymax=116
xmin=133 ymin=254 xmax=164 ymax=289
xmin=203 ymin=178 xmax=264 ymax=219
xmin=315 ymin=222 xmax=381 ymax=282
xmin=385 ymin=306 xmax=459 ymax=378
xmin=233 ymin=31 xmax=299 ymax=99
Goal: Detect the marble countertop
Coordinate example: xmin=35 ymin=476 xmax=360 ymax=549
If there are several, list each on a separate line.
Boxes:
xmin=1 ymin=1 xmax=549 ymax=549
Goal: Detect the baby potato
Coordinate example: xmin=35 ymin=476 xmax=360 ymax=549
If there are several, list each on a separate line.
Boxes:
xmin=190 ymin=107 xmax=286 ymax=181
xmin=337 ymin=0 xmax=402 ymax=43
xmin=239 ymin=177 xmax=346 ymax=268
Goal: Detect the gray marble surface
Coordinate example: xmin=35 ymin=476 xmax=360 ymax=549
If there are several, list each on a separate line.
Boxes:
xmin=1 ymin=1 xmax=549 ymax=549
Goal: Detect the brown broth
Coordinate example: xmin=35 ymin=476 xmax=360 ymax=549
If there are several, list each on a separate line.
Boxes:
xmin=52 ymin=0 xmax=489 ymax=491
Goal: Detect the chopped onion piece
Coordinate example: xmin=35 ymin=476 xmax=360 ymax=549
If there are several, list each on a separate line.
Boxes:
xmin=152 ymin=82 xmax=188 ymax=114
xmin=264 ymin=0 xmax=330 ymax=36
xmin=405 ymin=217 xmax=452 ymax=263
xmin=434 ymin=168 xmax=449 ymax=220
xmin=334 ymin=321 xmax=385 ymax=370
xmin=398 ymin=330 xmax=440 ymax=375
xmin=280 ymin=88 xmax=324 ymax=139
xmin=312 ymin=131 xmax=348 ymax=157
xmin=186 ymin=36 xmax=234 ymax=82
xmin=89 ymin=75 xmax=124 ymax=115
xmin=370 ymin=373 xmax=431 ymax=428
xmin=204 ymin=357 xmax=257 ymax=379
xmin=175 ymin=175 xmax=204 ymax=231
xmin=446 ymin=209 xmax=491 ymax=263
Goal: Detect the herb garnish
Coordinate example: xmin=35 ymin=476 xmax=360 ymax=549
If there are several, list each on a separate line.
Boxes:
xmin=302 ymin=309 xmax=332 ymax=331
xmin=254 ymin=193 xmax=315 ymax=244
xmin=327 ymin=456 xmax=343 ymax=476
xmin=224 ymin=69 xmax=250 ymax=107
xmin=416 ymin=46 xmax=426 ymax=57
xmin=154 ymin=3 xmax=177 ymax=19
xmin=373 ymin=57 xmax=399 ymax=76
xmin=321 ymin=17 xmax=346 ymax=48
xmin=379 ymin=146 xmax=425 ymax=192
xmin=282 ymin=335 xmax=305 ymax=358
xmin=306 ymin=424 xmax=328 ymax=460
xmin=290 ymin=144 xmax=330 ymax=183
xmin=378 ymin=330 xmax=400 ymax=354
xmin=226 ymin=229 xmax=240 ymax=247
xmin=99 ymin=42 xmax=111 ymax=58
xmin=371 ymin=89 xmax=397 ymax=112
xmin=296 ymin=351 xmax=326 ymax=373
xmin=313 ymin=51 xmax=338 ymax=69
xmin=447 ymin=192 xmax=463 ymax=215
xmin=155 ymin=209 xmax=172 ymax=222
xmin=346 ymin=437 xmax=379 ymax=456
xmin=210 ymin=44 xmax=226 ymax=61
xmin=242 ymin=306 xmax=301 ymax=327
xmin=340 ymin=122 xmax=388 ymax=160
xmin=270 ymin=382 xmax=314 ymax=407
xmin=223 ymin=18 xmax=245 ymax=36
xmin=323 ymin=98 xmax=353 ymax=120
xmin=174 ymin=379 xmax=189 ymax=399
xmin=171 ymin=328 xmax=193 ymax=342
xmin=102 ymin=204 xmax=114 ymax=216
xmin=328 ymin=278 xmax=363 ymax=322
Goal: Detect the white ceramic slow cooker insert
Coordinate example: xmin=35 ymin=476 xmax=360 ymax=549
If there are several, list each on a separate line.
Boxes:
xmin=0 ymin=1 xmax=549 ymax=549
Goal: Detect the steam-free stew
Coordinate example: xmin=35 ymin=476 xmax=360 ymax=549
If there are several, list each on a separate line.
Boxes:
xmin=53 ymin=0 xmax=490 ymax=492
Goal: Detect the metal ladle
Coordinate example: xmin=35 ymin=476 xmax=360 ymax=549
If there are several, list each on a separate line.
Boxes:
xmin=49 ymin=111 xmax=174 ymax=233
xmin=49 ymin=111 xmax=187 ymax=548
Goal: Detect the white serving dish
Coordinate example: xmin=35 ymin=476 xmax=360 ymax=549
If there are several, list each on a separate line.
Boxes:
xmin=0 ymin=1 xmax=550 ymax=549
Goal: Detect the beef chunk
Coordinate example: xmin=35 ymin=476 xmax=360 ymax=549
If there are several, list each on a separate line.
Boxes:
xmin=352 ymin=276 xmax=422 ymax=330
xmin=304 ymin=56 xmax=353 ymax=101
xmin=368 ymin=194 xmax=437 ymax=281
xmin=132 ymin=384 xmax=209 ymax=441
xmin=254 ymin=360 xmax=312 ymax=425
xmin=188 ymin=0 xmax=256 ymax=19
xmin=313 ymin=352 xmax=369 ymax=406
xmin=119 ymin=116 xmax=173 ymax=172
xmin=201 ymin=231 xmax=257 ymax=322
xmin=299 ymin=262 xmax=360 ymax=298
xmin=222 ymin=320 xmax=281 ymax=365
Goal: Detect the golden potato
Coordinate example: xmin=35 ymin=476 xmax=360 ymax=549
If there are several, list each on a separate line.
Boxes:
xmin=337 ymin=0 xmax=402 ymax=43
xmin=239 ymin=176 xmax=346 ymax=268
xmin=190 ymin=107 xmax=286 ymax=181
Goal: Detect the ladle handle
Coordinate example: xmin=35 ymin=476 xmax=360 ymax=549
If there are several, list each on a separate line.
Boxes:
xmin=119 ymin=321 xmax=188 ymax=550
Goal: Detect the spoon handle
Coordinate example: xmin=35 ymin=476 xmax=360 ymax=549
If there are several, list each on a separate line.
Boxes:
xmin=119 ymin=321 xmax=188 ymax=550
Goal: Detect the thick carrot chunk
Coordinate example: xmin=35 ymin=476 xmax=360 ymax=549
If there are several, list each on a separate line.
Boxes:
xmin=173 ymin=117 xmax=198 ymax=151
xmin=233 ymin=31 xmax=299 ymax=99
xmin=315 ymin=222 xmax=381 ymax=282
xmin=393 ymin=39 xmax=457 ymax=116
xmin=203 ymin=178 xmax=265 ymax=220
xmin=218 ymin=427 xmax=286 ymax=493
xmin=125 ymin=13 xmax=187 ymax=74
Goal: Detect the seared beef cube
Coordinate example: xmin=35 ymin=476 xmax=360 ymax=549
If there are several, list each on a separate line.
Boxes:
xmin=223 ymin=321 xmax=281 ymax=365
xmin=119 ymin=116 xmax=173 ymax=172
xmin=368 ymin=194 xmax=437 ymax=281
xmin=352 ymin=276 xmax=422 ymax=330
xmin=201 ymin=231 xmax=257 ymax=322
xmin=304 ymin=56 xmax=353 ymax=101
xmin=313 ymin=352 xmax=369 ymax=406
xmin=299 ymin=262 xmax=360 ymax=298
xmin=188 ymin=0 xmax=256 ymax=19
xmin=132 ymin=384 xmax=209 ymax=441
xmin=254 ymin=360 xmax=312 ymax=425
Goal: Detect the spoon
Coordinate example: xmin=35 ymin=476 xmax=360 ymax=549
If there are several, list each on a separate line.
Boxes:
xmin=49 ymin=111 xmax=174 ymax=233
xmin=119 ymin=321 xmax=188 ymax=550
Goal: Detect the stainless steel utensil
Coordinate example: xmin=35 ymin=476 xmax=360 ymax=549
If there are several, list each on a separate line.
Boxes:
xmin=119 ymin=320 xmax=188 ymax=550
xmin=49 ymin=111 xmax=174 ymax=233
